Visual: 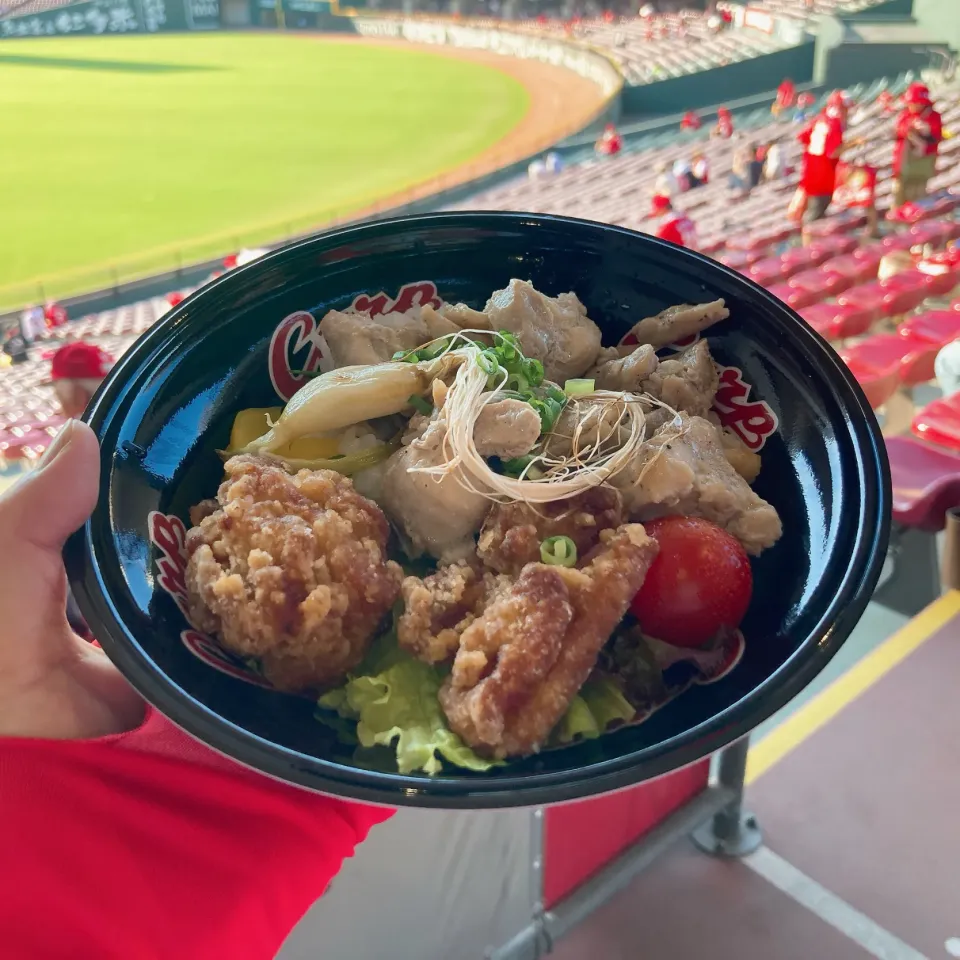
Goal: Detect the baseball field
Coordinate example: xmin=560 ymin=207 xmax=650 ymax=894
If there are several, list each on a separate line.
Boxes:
xmin=0 ymin=32 xmax=531 ymax=301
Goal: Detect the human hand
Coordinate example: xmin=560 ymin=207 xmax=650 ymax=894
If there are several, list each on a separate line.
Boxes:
xmin=0 ymin=420 xmax=143 ymax=740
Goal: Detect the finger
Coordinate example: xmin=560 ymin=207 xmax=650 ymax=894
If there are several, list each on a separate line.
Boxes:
xmin=0 ymin=420 xmax=100 ymax=553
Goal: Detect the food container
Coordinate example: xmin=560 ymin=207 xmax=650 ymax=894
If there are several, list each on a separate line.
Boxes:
xmin=65 ymin=212 xmax=890 ymax=808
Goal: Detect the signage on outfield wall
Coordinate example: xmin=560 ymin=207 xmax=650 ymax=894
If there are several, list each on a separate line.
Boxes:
xmin=743 ymin=6 xmax=775 ymax=33
xmin=351 ymin=16 xmax=622 ymax=97
xmin=0 ymin=0 xmax=219 ymax=37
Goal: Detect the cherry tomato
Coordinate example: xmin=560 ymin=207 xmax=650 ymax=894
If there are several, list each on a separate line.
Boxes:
xmin=629 ymin=516 xmax=752 ymax=648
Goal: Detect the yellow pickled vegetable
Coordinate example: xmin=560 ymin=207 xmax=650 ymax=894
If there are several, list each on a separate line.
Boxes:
xmin=227 ymin=408 xmax=341 ymax=460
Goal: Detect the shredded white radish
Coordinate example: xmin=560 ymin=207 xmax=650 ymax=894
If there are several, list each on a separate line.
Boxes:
xmin=406 ymin=344 xmax=650 ymax=505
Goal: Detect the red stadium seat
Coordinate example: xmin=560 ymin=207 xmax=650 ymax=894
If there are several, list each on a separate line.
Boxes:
xmin=842 ymin=332 xmax=939 ymax=388
xmin=879 ymin=271 xmax=931 ymax=315
xmin=886 ymin=435 xmax=960 ymax=532
xmin=851 ymin=242 xmax=888 ymax=263
xmin=820 ymin=252 xmax=881 ymax=285
xmin=723 ymin=235 xmax=772 ymax=257
xmin=901 ymin=310 xmax=960 ymax=348
xmin=807 ymin=234 xmax=858 ymax=258
xmin=718 ymin=249 xmax=756 ymax=271
xmin=781 ymin=245 xmax=830 ymax=271
xmin=908 ymin=220 xmax=960 ymax=249
xmin=841 ymin=353 xmax=900 ymax=409
xmin=880 ymin=233 xmax=917 ymax=253
xmin=746 ymin=256 xmax=789 ymax=286
xmin=800 ymin=301 xmax=878 ymax=341
xmin=803 ymin=211 xmax=867 ymax=239
xmin=764 ymin=279 xmax=822 ymax=309
xmin=789 ymin=267 xmax=854 ymax=300
xmin=838 ymin=282 xmax=889 ymax=318
xmin=913 ymin=391 xmax=960 ymax=453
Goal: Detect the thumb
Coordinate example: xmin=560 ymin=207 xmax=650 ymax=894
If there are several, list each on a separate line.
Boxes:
xmin=0 ymin=420 xmax=100 ymax=552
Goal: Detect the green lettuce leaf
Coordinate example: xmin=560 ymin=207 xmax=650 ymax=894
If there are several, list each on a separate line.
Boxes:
xmin=317 ymin=634 xmax=495 ymax=775
xmin=552 ymin=676 xmax=636 ymax=745
xmin=317 ymin=632 xmax=636 ymax=775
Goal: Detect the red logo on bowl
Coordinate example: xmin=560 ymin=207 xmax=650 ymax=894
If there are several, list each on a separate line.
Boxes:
xmin=148 ymin=511 xmax=191 ymax=623
xmin=180 ymin=630 xmax=273 ymax=688
xmin=267 ymin=282 xmax=444 ymax=402
xmin=712 ymin=366 xmax=779 ymax=451
xmin=148 ymin=512 xmax=273 ymax=689
xmin=268 ymin=311 xmax=331 ymax=403
xmin=350 ymin=280 xmax=442 ymax=317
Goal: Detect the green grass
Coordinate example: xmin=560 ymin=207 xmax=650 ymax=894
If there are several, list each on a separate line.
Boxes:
xmin=0 ymin=32 xmax=529 ymax=303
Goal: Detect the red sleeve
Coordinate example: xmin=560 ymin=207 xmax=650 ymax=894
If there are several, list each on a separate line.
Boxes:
xmin=797 ymin=122 xmax=812 ymax=147
xmin=927 ymin=110 xmax=943 ymax=145
xmin=0 ymin=707 xmax=394 ymax=960
xmin=656 ymin=220 xmax=684 ymax=246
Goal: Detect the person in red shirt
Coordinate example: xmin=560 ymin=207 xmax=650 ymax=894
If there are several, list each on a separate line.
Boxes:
xmin=893 ymin=83 xmax=943 ymax=209
xmin=772 ymin=77 xmax=796 ymax=118
xmin=680 ymin=110 xmax=702 ymax=132
xmin=0 ymin=420 xmax=393 ymax=959
xmin=711 ymin=106 xmax=734 ymax=139
xmin=595 ymin=122 xmax=623 ymax=157
xmin=651 ymin=195 xmax=697 ymax=248
xmin=793 ymin=97 xmax=846 ymax=224
xmin=49 ymin=341 xmax=114 ymax=419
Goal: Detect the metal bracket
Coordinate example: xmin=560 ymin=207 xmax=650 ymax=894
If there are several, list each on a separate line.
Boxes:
xmin=691 ymin=736 xmax=762 ymax=858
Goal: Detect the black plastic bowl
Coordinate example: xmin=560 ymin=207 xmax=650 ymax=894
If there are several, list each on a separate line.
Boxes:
xmin=65 ymin=212 xmax=890 ymax=808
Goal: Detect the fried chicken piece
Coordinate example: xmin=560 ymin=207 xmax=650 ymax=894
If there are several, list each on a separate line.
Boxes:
xmin=184 ymin=455 xmax=403 ymax=692
xmin=477 ymin=486 xmax=624 ymax=575
xmin=397 ymin=561 xmax=512 ymax=665
xmin=438 ymin=524 xmax=658 ymax=759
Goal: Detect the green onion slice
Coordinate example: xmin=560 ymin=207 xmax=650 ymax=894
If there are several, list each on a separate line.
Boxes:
xmin=408 ymin=394 xmax=433 ymax=416
xmin=541 ymin=535 xmax=578 ymax=567
xmin=564 ymin=378 xmax=596 ymax=397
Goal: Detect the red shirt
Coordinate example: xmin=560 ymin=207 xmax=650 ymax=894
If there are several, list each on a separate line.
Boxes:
xmin=0 ymin=707 xmax=393 ymax=959
xmin=798 ymin=114 xmax=844 ymax=196
xmin=893 ymin=106 xmax=943 ymax=174
xmin=656 ymin=212 xmax=697 ymax=248
xmin=597 ymin=133 xmax=623 ymax=156
xmin=776 ymin=80 xmax=796 ymax=109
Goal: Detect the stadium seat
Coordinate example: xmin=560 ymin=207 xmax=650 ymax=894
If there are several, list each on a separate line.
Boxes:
xmin=803 ymin=212 xmax=867 ymax=239
xmin=901 ymin=310 xmax=960 ymax=349
xmin=763 ymin=280 xmax=821 ymax=310
xmin=820 ymin=252 xmax=882 ymax=285
xmin=878 ymin=271 xmax=932 ymax=315
xmin=841 ymin=353 xmax=900 ymax=409
xmin=886 ymin=435 xmax=960 ymax=532
xmin=807 ymin=234 xmax=859 ymax=259
xmin=913 ymin=391 xmax=960 ymax=453
xmin=800 ymin=301 xmax=877 ymax=341
xmin=841 ymin=332 xmax=939 ymax=388
xmin=746 ymin=256 xmax=790 ymax=286
xmin=789 ymin=267 xmax=853 ymax=300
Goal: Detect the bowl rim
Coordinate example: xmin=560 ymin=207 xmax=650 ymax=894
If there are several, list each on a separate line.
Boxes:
xmin=66 ymin=211 xmax=892 ymax=808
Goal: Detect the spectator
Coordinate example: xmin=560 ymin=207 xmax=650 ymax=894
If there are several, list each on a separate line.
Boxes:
xmin=44 ymin=301 xmax=68 ymax=330
xmin=790 ymin=98 xmax=846 ymax=226
xmin=651 ymin=194 xmax=698 ymax=249
xmin=595 ymin=122 xmax=623 ymax=158
xmin=654 ymin=160 xmax=678 ymax=197
xmin=772 ymin=77 xmax=796 ymax=118
xmin=691 ymin=150 xmax=710 ymax=187
xmin=892 ymin=83 xmax=943 ymax=211
xmin=680 ymin=110 xmax=702 ymax=132
xmin=672 ymin=158 xmax=692 ymax=193
xmin=935 ymin=339 xmax=960 ymax=398
xmin=763 ymin=140 xmax=783 ymax=180
xmin=711 ymin=106 xmax=734 ymax=139
xmin=528 ymin=151 xmax=564 ymax=180
xmin=49 ymin=342 xmax=114 ymax=420
xmin=834 ymin=155 xmax=879 ymax=237
xmin=794 ymin=91 xmax=815 ymax=123
xmin=19 ymin=304 xmax=46 ymax=345
xmin=728 ymin=137 xmax=756 ymax=194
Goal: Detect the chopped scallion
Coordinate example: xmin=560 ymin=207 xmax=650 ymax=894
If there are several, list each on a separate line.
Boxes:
xmin=408 ymin=394 xmax=433 ymax=416
xmin=564 ymin=378 xmax=596 ymax=397
xmin=541 ymin=535 xmax=578 ymax=567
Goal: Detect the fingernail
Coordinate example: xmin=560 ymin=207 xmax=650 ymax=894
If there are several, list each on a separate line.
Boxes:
xmin=38 ymin=419 xmax=75 ymax=469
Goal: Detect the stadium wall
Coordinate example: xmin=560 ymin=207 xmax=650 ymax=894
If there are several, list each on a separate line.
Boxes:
xmin=620 ymin=40 xmax=815 ymax=116
xmin=0 ymin=0 xmax=218 ymax=37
